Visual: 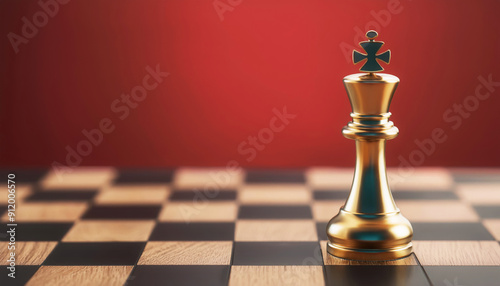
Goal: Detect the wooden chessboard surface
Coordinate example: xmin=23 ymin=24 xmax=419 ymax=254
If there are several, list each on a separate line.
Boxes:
xmin=1 ymin=167 xmax=500 ymax=286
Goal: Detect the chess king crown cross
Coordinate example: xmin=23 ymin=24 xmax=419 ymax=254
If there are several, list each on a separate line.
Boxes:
xmin=353 ymin=30 xmax=391 ymax=72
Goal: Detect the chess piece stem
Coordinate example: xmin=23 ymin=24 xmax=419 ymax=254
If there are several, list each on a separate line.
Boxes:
xmin=344 ymin=140 xmax=397 ymax=214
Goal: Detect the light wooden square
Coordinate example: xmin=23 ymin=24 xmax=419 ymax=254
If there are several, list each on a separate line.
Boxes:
xmin=388 ymin=167 xmax=453 ymax=191
xmin=1 ymin=202 xmax=87 ymax=222
xmin=62 ymin=220 xmax=155 ymax=242
xmin=397 ymin=200 xmax=479 ymax=222
xmin=306 ymin=168 xmax=353 ymax=189
xmin=456 ymin=183 xmax=500 ymax=205
xmin=138 ymin=241 xmax=232 ymax=265
xmin=483 ymin=219 xmax=500 ymax=241
xmin=311 ymin=201 xmax=344 ymax=222
xmin=413 ymin=241 xmax=500 ymax=265
xmin=229 ymin=266 xmax=324 ymax=286
xmin=238 ymin=184 xmax=311 ymax=205
xmin=41 ymin=167 xmax=116 ymax=189
xmin=235 ymin=220 xmax=317 ymax=241
xmin=26 ymin=266 xmax=133 ymax=286
xmin=0 ymin=242 xmax=57 ymax=265
xmin=452 ymin=168 xmax=500 ymax=176
xmin=319 ymin=240 xmax=418 ymax=265
xmin=158 ymin=202 xmax=237 ymax=222
xmin=174 ymin=167 xmax=243 ymax=189
xmin=94 ymin=185 xmax=169 ymax=205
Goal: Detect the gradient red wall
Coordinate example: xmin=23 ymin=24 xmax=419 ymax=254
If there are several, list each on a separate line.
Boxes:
xmin=1 ymin=0 xmax=500 ymax=168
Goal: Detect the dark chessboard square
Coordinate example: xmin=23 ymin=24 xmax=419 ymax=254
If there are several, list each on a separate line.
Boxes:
xmin=392 ymin=191 xmax=458 ymax=200
xmin=0 ymin=169 xmax=47 ymax=183
xmin=473 ymin=206 xmax=500 ymax=218
xmin=169 ymin=190 xmax=237 ymax=201
xmin=150 ymin=223 xmax=234 ymax=241
xmin=238 ymin=205 xmax=312 ymax=219
xmin=324 ymin=265 xmax=430 ymax=286
xmin=316 ymin=222 xmax=328 ymax=241
xmin=0 ymin=265 xmax=39 ymax=286
xmin=43 ymin=242 xmax=145 ymax=265
xmin=245 ymin=170 xmax=305 ymax=184
xmin=232 ymin=242 xmax=322 ymax=265
xmin=114 ymin=169 xmax=174 ymax=184
xmin=128 ymin=265 xmax=230 ymax=286
xmin=0 ymin=223 xmax=72 ymax=241
xmin=412 ymin=223 xmax=495 ymax=240
xmin=25 ymin=190 xmax=97 ymax=202
xmin=82 ymin=205 xmax=161 ymax=220
xmin=424 ymin=266 xmax=500 ymax=286
xmin=313 ymin=191 xmax=350 ymax=200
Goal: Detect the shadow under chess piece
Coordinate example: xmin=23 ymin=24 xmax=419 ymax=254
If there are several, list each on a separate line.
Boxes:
xmin=324 ymin=265 xmax=422 ymax=286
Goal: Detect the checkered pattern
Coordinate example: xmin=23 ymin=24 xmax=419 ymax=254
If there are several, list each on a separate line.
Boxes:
xmin=1 ymin=167 xmax=500 ymax=286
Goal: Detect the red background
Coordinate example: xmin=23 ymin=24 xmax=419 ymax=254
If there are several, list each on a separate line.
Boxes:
xmin=1 ymin=0 xmax=500 ymax=168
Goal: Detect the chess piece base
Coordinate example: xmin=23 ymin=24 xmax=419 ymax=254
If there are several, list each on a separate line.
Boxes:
xmin=327 ymin=241 xmax=413 ymax=261
xmin=326 ymin=209 xmax=413 ymax=261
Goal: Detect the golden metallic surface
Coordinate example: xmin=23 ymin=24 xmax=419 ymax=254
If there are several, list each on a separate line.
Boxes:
xmin=326 ymin=72 xmax=413 ymax=261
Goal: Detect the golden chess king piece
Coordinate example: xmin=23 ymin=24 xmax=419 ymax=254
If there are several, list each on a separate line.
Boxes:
xmin=326 ymin=30 xmax=413 ymax=260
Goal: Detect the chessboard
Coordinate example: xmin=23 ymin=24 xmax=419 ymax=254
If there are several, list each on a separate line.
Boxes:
xmin=1 ymin=167 xmax=499 ymax=286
